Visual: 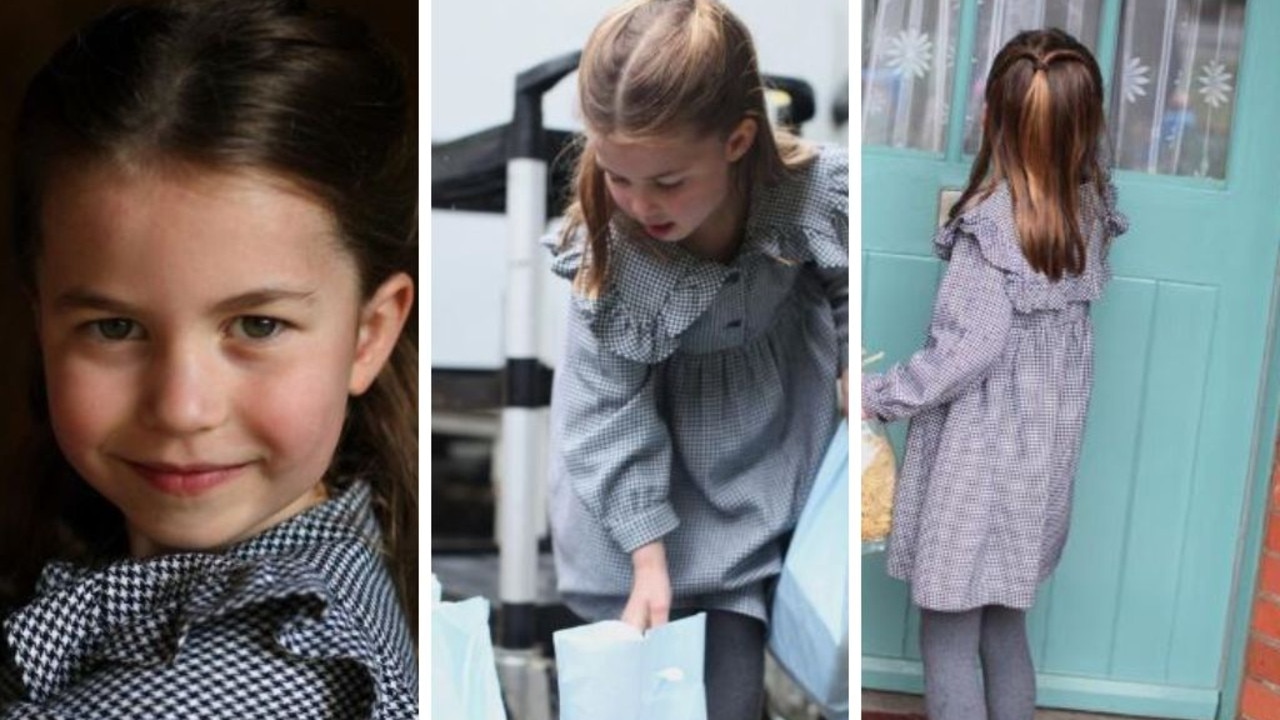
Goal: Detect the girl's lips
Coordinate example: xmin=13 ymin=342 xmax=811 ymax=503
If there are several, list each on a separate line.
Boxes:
xmin=129 ymin=461 xmax=249 ymax=497
xmin=646 ymin=222 xmax=676 ymax=237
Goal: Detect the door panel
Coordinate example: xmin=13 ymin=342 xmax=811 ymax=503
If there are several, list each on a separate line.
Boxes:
xmin=861 ymin=0 xmax=1280 ymax=716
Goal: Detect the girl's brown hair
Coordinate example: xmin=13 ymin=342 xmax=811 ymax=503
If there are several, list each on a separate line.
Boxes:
xmin=951 ymin=28 xmax=1109 ymax=280
xmin=0 ymin=0 xmax=418 ymax=637
xmin=562 ymin=0 xmax=815 ymax=297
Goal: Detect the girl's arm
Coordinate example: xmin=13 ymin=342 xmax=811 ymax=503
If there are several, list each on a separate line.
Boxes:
xmin=862 ymin=236 xmax=1013 ymax=422
xmin=620 ymin=541 xmax=672 ymax=630
xmin=815 ymin=265 xmax=850 ymax=414
xmin=555 ymin=305 xmax=678 ymax=562
xmin=556 ymin=307 xmax=678 ymax=630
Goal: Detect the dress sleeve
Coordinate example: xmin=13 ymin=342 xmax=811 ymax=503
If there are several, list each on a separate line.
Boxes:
xmin=820 ymin=147 xmax=850 ymax=372
xmin=553 ymin=303 xmax=679 ymax=554
xmin=862 ymin=235 xmax=1013 ymax=422
xmin=814 ymin=266 xmax=849 ymax=372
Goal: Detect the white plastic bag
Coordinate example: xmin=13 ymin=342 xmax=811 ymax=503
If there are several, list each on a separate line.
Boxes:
xmin=553 ymin=613 xmax=707 ymax=720
xmin=769 ymin=421 xmax=849 ymax=718
xmin=431 ymin=576 xmax=509 ymax=720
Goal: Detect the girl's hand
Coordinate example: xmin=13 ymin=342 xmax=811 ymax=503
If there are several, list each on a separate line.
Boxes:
xmin=621 ymin=541 xmax=672 ymax=631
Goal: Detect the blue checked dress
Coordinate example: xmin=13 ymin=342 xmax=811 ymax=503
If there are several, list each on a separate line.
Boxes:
xmin=862 ymin=181 xmax=1127 ymax=612
xmin=544 ymin=146 xmax=849 ymax=625
xmin=0 ymin=481 xmax=416 ymax=719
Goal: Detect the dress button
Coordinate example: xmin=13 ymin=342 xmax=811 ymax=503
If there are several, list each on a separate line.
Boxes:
xmin=727 ymin=320 xmax=743 ymax=329
xmin=725 ymin=271 xmax=741 ymax=284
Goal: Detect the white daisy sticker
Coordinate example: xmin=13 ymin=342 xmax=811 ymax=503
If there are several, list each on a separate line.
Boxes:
xmin=884 ymin=28 xmax=934 ymax=80
xmin=1121 ymin=55 xmax=1151 ymax=104
xmin=1197 ymin=58 xmax=1233 ymax=109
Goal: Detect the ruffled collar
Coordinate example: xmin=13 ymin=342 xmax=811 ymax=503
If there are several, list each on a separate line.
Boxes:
xmin=2 ymin=481 xmax=411 ymax=710
xmin=545 ymin=145 xmax=849 ymax=363
xmin=934 ymin=181 xmax=1127 ymax=312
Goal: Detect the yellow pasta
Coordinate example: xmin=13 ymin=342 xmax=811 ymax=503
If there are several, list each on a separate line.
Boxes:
xmin=861 ymin=421 xmax=896 ymax=542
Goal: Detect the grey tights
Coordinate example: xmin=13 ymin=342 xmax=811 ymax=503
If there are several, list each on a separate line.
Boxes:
xmin=918 ymin=605 xmax=1036 ymax=720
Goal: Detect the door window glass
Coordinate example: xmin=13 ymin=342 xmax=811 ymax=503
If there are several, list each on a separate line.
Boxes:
xmin=1110 ymin=0 xmax=1245 ymax=178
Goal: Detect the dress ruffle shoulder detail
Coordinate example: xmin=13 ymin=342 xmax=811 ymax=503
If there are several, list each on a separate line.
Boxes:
xmin=547 ymin=228 xmax=727 ymax=364
xmin=933 ymin=181 xmax=1127 ymax=313
xmin=741 ymin=146 xmax=849 ymax=270
xmin=542 ymin=145 xmax=849 ymax=364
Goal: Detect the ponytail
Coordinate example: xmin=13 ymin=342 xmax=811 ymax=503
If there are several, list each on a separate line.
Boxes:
xmin=1011 ymin=60 xmax=1082 ymax=279
xmin=953 ymin=29 xmax=1107 ymax=281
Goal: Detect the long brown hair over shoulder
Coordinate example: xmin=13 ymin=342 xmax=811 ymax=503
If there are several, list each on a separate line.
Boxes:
xmin=562 ymin=0 xmax=815 ymax=298
xmin=1 ymin=0 xmax=418 ymax=637
xmin=951 ymin=28 xmax=1109 ymax=280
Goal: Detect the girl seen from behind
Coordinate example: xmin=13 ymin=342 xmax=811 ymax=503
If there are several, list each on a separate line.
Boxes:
xmin=546 ymin=1 xmax=849 ymax=717
xmin=862 ymin=29 xmax=1128 ymax=719
xmin=0 ymin=1 xmax=418 ymax=717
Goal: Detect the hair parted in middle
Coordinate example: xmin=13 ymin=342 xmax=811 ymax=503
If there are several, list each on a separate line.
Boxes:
xmin=951 ymin=27 xmax=1110 ymax=281
xmin=560 ymin=0 xmax=815 ymax=297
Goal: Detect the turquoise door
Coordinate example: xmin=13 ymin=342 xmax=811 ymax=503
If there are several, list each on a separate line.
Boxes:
xmin=861 ymin=1 xmax=1280 ymax=717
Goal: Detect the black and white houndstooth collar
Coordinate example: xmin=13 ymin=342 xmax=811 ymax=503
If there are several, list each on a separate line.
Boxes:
xmin=1 ymin=480 xmax=417 ymax=718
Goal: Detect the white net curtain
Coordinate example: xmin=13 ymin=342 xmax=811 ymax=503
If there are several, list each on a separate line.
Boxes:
xmin=861 ymin=0 xmax=962 ymax=153
xmin=862 ymin=0 xmax=1245 ymax=180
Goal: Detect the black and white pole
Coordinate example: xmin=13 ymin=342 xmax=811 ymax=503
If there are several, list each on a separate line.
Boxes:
xmin=499 ymin=52 xmax=580 ymax=652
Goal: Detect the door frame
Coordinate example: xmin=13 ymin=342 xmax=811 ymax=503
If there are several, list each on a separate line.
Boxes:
xmin=1206 ymin=0 xmax=1280 ymax=716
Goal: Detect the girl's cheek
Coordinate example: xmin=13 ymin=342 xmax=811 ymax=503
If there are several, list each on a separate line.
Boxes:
xmin=240 ymin=352 xmax=352 ymax=459
xmin=45 ymin=360 xmax=124 ymax=453
xmin=607 ymin=186 xmax=632 ymax=217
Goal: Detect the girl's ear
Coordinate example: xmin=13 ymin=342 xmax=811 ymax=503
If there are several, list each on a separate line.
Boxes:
xmin=348 ymin=272 xmax=415 ymax=396
xmin=724 ymin=117 xmax=758 ymax=163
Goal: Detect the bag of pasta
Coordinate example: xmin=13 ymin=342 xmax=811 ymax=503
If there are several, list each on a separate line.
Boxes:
xmin=861 ymin=348 xmax=897 ymax=552
xmin=861 ymin=418 xmax=896 ymax=550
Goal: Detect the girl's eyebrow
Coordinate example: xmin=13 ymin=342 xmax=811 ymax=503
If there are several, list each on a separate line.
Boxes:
xmin=53 ymin=287 xmax=318 ymax=314
xmin=212 ymin=288 xmax=318 ymax=313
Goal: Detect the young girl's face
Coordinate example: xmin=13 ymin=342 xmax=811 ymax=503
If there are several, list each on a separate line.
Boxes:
xmin=595 ymin=122 xmax=755 ymax=251
xmin=34 ymin=162 xmax=411 ymax=557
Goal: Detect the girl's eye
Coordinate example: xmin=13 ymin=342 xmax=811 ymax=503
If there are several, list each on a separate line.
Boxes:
xmin=605 ymin=172 xmax=630 ymax=187
xmin=231 ymin=316 xmax=287 ymax=340
xmin=88 ymin=318 xmax=142 ymax=341
xmin=655 ymin=179 xmax=684 ymax=191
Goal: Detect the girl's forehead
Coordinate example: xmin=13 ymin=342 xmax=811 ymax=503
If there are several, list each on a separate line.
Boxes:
xmin=593 ymin=131 xmax=722 ymax=168
xmin=43 ymin=160 xmax=344 ymax=248
xmin=594 ymin=127 xmax=714 ymax=150
xmin=35 ymin=161 xmax=356 ymax=295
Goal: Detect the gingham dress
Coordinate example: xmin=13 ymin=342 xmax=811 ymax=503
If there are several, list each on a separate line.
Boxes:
xmin=862 ymin=181 xmax=1127 ymax=612
xmin=0 ymin=481 xmax=417 ymax=719
xmin=545 ymin=146 xmax=848 ymax=625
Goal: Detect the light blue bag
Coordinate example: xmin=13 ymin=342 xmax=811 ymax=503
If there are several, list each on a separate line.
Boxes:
xmin=431 ymin=576 xmax=509 ymax=720
xmin=769 ymin=420 xmax=849 ymax=719
xmin=554 ymin=613 xmax=707 ymax=720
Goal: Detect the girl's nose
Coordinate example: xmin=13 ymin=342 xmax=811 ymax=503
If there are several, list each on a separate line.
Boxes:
xmin=630 ymin=189 xmax=661 ymax=220
xmin=142 ymin=344 xmax=227 ymax=434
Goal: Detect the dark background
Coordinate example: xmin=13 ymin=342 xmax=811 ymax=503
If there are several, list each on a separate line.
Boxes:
xmin=0 ymin=0 xmax=418 ymax=452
